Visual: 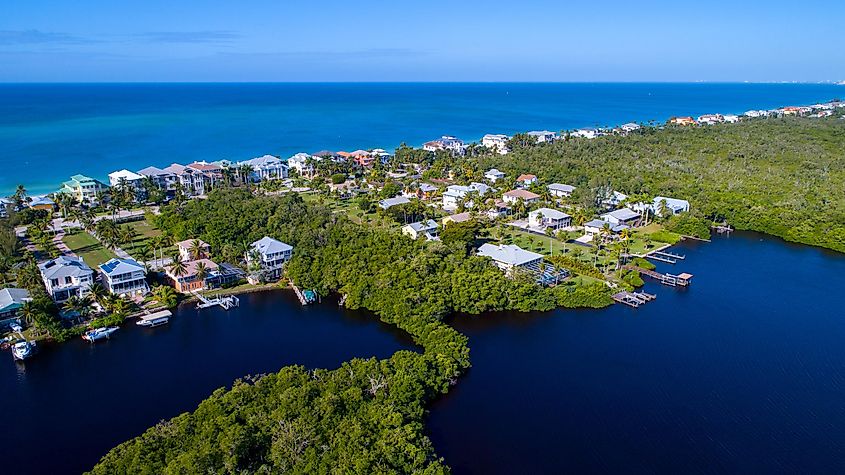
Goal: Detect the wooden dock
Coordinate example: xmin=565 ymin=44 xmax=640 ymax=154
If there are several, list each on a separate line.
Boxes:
xmin=654 ymin=250 xmax=685 ymax=260
xmin=613 ymin=291 xmax=657 ymax=308
xmin=646 ymin=254 xmax=677 ymax=264
xmin=195 ymin=293 xmax=240 ymax=310
xmin=622 ymin=265 xmax=693 ymax=287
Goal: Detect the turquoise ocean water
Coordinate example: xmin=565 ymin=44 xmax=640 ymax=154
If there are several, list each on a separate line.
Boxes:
xmin=1 ymin=82 xmax=842 ymax=194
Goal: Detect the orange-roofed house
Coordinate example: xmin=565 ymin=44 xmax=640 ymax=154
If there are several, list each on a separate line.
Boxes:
xmin=669 ymin=116 xmax=696 ymax=126
xmin=502 ymin=189 xmax=541 ymax=205
xmin=515 ymin=174 xmax=538 ymax=188
xmin=166 ymin=258 xmax=219 ymax=293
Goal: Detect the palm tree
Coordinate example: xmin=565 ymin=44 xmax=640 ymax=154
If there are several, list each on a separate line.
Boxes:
xmin=189 ymin=239 xmax=205 ymax=260
xmin=88 ymin=282 xmax=108 ymax=309
xmin=168 ymin=258 xmax=187 ymax=280
xmin=194 ymin=261 xmax=209 ymax=289
xmin=137 ymin=245 xmax=153 ymax=271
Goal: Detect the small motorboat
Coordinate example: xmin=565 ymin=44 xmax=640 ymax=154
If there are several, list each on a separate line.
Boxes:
xmin=82 ymin=327 xmax=119 ymax=343
xmin=11 ymin=340 xmax=36 ymax=361
xmin=10 ymin=322 xmax=23 ymax=333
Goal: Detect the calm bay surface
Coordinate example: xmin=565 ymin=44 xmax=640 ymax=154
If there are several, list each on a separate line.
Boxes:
xmin=2 ymin=82 xmax=843 ymax=194
xmin=0 ymin=290 xmax=415 ymax=474
xmin=428 ymin=232 xmax=845 ymax=474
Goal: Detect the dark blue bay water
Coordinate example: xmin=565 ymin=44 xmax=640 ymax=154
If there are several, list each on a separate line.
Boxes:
xmin=0 ymin=290 xmax=414 ymax=474
xmin=1 ymin=82 xmax=842 ymax=194
xmin=428 ymin=232 xmax=845 ymax=474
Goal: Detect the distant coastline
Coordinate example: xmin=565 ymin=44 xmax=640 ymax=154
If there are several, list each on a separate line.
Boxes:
xmin=1 ymin=82 xmax=841 ymax=195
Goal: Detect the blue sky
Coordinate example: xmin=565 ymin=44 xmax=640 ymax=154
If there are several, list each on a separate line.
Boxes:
xmin=1 ymin=0 xmax=842 ymax=82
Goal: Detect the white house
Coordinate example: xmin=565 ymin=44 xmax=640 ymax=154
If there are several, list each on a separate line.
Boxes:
xmin=600 ymin=208 xmax=641 ymax=227
xmin=39 ymin=256 xmax=95 ymax=303
xmin=481 ymin=134 xmax=509 ymax=154
xmin=248 ymin=236 xmax=293 ymax=281
xmin=526 ymin=130 xmax=557 ymax=143
xmin=378 ymin=196 xmax=411 ymax=210
xmin=602 ymin=190 xmax=628 ymax=207
xmin=652 ymin=196 xmax=690 ymax=216
xmin=502 ymin=189 xmax=540 ymax=205
xmin=287 ymin=153 xmax=320 ymax=179
xmin=570 ymin=128 xmax=602 ymax=139
xmin=423 ymin=136 xmax=466 ymax=154
xmin=402 ymin=220 xmax=439 ymax=241
xmin=528 ymin=208 xmax=572 ymax=230
xmin=99 ymin=258 xmax=148 ymax=297
xmin=176 ymin=239 xmax=211 ymax=262
xmin=698 ymin=114 xmax=724 ymax=125
xmin=484 ymin=168 xmax=506 ymax=182
xmin=584 ymin=219 xmax=629 ymax=237
xmin=620 ymin=123 xmax=641 ymax=133
xmin=108 ymin=169 xmax=146 ymax=201
xmin=515 ymin=174 xmax=537 ymax=188
xmin=137 ymin=166 xmax=178 ymax=193
xmin=723 ymin=114 xmax=740 ymax=123
xmin=477 ymin=243 xmax=543 ymax=275
xmin=548 ymin=183 xmax=575 ymax=198
xmin=442 ymin=182 xmax=490 ymax=209
xmin=238 ymin=155 xmax=289 ymax=182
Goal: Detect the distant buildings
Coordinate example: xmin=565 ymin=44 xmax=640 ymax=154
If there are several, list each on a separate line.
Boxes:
xmin=569 ymin=128 xmax=602 ymax=139
xmin=423 ymin=136 xmax=466 ymax=154
xmin=526 ymin=130 xmax=557 ymax=143
xmin=669 ymin=117 xmax=696 ymax=126
xmin=238 ymin=155 xmax=289 ymax=182
xmin=99 ymin=258 xmax=149 ymax=297
xmin=502 ymin=189 xmax=540 ymax=205
xmin=287 ymin=153 xmax=319 ymax=179
xmin=481 ymin=134 xmax=510 ymax=154
xmin=548 ymin=183 xmax=575 ymax=198
xmin=443 ymin=212 xmax=474 ymax=225
xmin=378 ymin=196 xmax=411 ymax=210
xmin=515 ymin=174 xmax=537 ymax=188
xmin=697 ymin=114 xmax=724 ymax=125
xmin=442 ymin=182 xmax=491 ymax=209
xmin=620 ymin=123 xmax=641 ymax=134
xmin=39 ymin=256 xmax=95 ymax=302
xmin=484 ymin=168 xmax=506 ymax=182
xmin=528 ymin=208 xmax=571 ymax=230
xmin=59 ymin=174 xmax=107 ymax=204
xmin=402 ymin=220 xmax=439 ymax=241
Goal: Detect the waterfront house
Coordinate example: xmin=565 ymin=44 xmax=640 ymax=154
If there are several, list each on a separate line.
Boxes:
xmin=723 ymin=114 xmax=740 ymax=123
xmin=548 ymin=183 xmax=575 ymax=198
xmin=108 ymin=169 xmax=146 ymax=201
xmin=584 ymin=219 xmax=629 ymax=237
xmin=477 ymin=243 xmax=543 ymax=275
xmin=651 ymin=196 xmax=690 ymax=216
xmin=39 ymin=255 xmax=95 ymax=303
xmin=443 ymin=212 xmax=473 ymax=225
xmin=502 ymin=189 xmax=540 ymax=205
xmin=0 ymin=288 xmax=31 ymax=329
xmin=350 ymin=150 xmax=377 ymax=168
xmin=600 ymin=208 xmax=641 ymax=227
xmin=137 ymin=166 xmax=178 ymax=194
xmin=238 ymin=155 xmax=289 ymax=182
xmin=166 ymin=258 xmax=218 ymax=293
xmin=28 ymin=195 xmax=56 ymax=212
xmin=620 ymin=122 xmax=641 ymax=134
xmin=669 ymin=117 xmax=696 ymax=126
xmin=247 ymin=236 xmax=293 ymax=281
xmin=697 ymin=114 xmax=724 ymax=125
xmin=526 ymin=130 xmax=557 ymax=143
xmin=177 ymin=239 xmax=210 ymax=262
xmin=378 ymin=196 xmax=411 ymax=210
xmin=528 ymin=208 xmax=572 ymax=230
xmin=442 ymin=182 xmax=491 ymax=209
xmin=515 ymin=174 xmax=538 ymax=188
xmin=570 ymin=127 xmax=602 ymax=139
xmin=780 ymin=106 xmax=802 ymax=116
xmin=162 ymin=163 xmax=205 ymax=196
xmin=59 ymin=174 xmax=107 ymax=204
xmin=402 ymin=220 xmax=439 ymax=241
xmin=288 ymin=153 xmax=319 ymax=178
xmin=484 ymin=168 xmax=506 ymax=182
xmin=423 ymin=136 xmax=466 ymax=155
xmin=99 ymin=258 xmax=149 ymax=297
xmin=481 ymin=134 xmax=510 ymax=154
xmin=186 ymin=161 xmax=223 ymax=190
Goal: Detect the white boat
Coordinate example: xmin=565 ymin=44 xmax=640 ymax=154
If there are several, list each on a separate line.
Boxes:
xmin=10 ymin=323 xmax=23 ymax=333
xmin=137 ymin=310 xmax=172 ymax=328
xmin=82 ymin=326 xmax=119 ymax=342
xmin=11 ymin=340 xmax=35 ymax=361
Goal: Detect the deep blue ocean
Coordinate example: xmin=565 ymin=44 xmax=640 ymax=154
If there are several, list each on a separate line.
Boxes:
xmin=1 ymin=82 xmax=842 ymax=194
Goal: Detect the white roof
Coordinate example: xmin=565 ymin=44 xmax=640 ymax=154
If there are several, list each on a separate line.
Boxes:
xmin=485 ymin=168 xmax=505 ymax=176
xmin=242 ymin=155 xmax=285 ymax=167
xmin=548 ymin=183 xmax=575 ymax=193
xmin=482 ymin=134 xmax=509 ymax=141
xmin=39 ymin=256 xmax=93 ymax=280
xmin=379 ymin=196 xmax=411 ymax=208
xmin=404 ymin=220 xmax=438 ymax=232
xmin=653 ymin=196 xmax=690 ymax=209
xmin=251 ymin=236 xmax=293 ymax=255
xmin=527 ymin=130 xmax=556 ymax=136
xmin=529 ymin=207 xmax=571 ymax=220
xmin=478 ymin=243 xmax=543 ymax=267
xmin=109 ymin=169 xmax=144 ymax=181
xmin=602 ymin=208 xmax=640 ymax=221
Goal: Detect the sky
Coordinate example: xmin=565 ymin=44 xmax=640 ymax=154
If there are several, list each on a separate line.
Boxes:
xmin=1 ymin=0 xmax=843 ymax=82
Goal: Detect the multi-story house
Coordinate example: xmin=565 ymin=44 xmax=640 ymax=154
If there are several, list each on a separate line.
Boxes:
xmin=39 ymin=256 xmax=95 ymax=302
xmin=99 ymin=258 xmax=149 ymax=296
xmin=247 ymin=236 xmax=293 ymax=281
xmin=59 ymin=174 xmax=107 ymax=204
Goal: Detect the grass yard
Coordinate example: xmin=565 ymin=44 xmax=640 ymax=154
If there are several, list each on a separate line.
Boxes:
xmin=63 ymin=231 xmax=117 ymax=268
xmin=122 ymin=219 xmax=163 ymax=259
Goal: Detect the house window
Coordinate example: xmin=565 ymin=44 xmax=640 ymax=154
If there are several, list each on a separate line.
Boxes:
xmin=65 ymin=276 xmax=73 ymax=284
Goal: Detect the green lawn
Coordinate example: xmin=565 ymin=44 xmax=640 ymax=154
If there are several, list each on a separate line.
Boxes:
xmin=122 ymin=219 xmax=163 ymax=259
xmin=63 ymin=231 xmax=117 ymax=268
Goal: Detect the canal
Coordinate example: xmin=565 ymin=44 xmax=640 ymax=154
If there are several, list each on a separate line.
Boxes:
xmin=0 ymin=290 xmax=415 ymax=474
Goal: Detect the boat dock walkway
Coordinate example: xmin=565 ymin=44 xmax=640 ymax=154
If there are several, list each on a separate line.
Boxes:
xmin=290 ymin=282 xmax=317 ymax=305
xmin=622 ymin=265 xmax=693 ymax=287
xmin=194 ymin=292 xmax=240 ymax=310
xmin=645 ymin=249 xmax=686 ymax=264
xmin=612 ymin=291 xmax=657 ymax=308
